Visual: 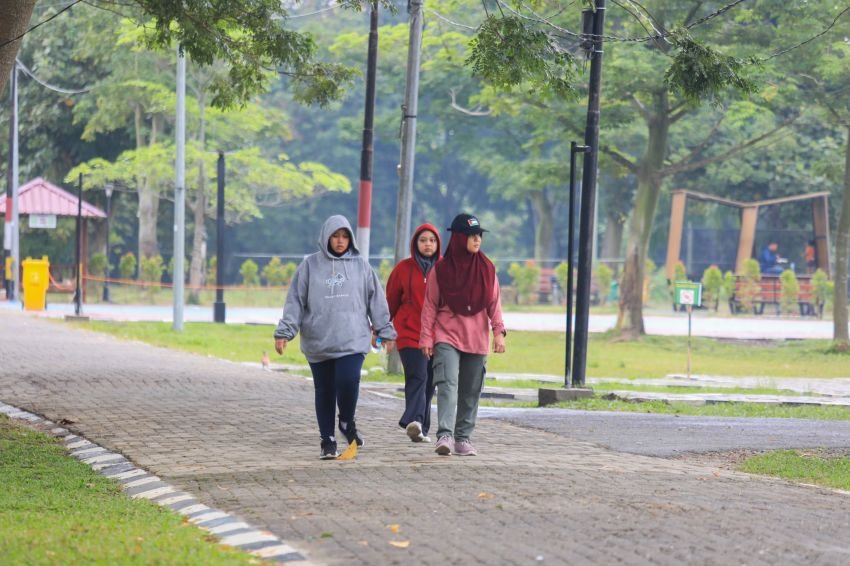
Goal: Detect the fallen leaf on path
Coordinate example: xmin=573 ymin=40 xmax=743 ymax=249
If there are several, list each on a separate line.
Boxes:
xmin=478 ymin=492 xmax=494 ymax=499
xmin=387 ymin=524 xmax=401 ymax=533
xmin=338 ymin=440 xmax=358 ymax=460
xmin=389 ymin=541 xmax=410 ymax=549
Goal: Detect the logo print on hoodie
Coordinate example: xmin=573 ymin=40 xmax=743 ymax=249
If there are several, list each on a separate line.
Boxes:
xmin=326 ymin=272 xmax=345 ymax=291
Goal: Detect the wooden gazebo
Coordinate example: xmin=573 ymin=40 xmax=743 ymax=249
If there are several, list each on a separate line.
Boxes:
xmin=665 ymin=189 xmax=831 ymax=279
xmin=1 ymin=177 xmax=106 ymax=288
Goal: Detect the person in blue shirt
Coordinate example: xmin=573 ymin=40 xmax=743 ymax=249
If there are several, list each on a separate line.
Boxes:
xmin=758 ymin=242 xmax=786 ymax=275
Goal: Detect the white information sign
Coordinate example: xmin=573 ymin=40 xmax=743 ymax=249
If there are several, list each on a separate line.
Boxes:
xmin=29 ymin=214 xmax=57 ymax=229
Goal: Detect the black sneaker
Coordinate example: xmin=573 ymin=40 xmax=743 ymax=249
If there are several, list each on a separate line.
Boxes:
xmin=320 ymin=439 xmax=338 ymax=460
xmin=338 ymin=419 xmax=364 ymax=447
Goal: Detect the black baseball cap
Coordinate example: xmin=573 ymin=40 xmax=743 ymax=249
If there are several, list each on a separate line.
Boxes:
xmin=448 ymin=213 xmax=487 ymax=235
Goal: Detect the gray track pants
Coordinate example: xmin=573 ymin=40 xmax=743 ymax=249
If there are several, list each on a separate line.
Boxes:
xmin=433 ymin=342 xmax=486 ymax=440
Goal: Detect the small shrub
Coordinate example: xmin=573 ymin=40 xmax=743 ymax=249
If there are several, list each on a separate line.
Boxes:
xmin=669 ymin=261 xmax=687 ymax=309
xmin=811 ymin=269 xmax=829 ymax=317
xmin=88 ymin=252 xmax=108 ymax=278
xmin=554 ymin=261 xmax=570 ymax=298
xmin=378 ymin=259 xmax=392 ymax=286
xmin=508 ymin=261 xmax=541 ymax=304
xmin=262 ymin=257 xmax=288 ymax=286
xmin=282 ymin=262 xmax=297 ymax=286
xmin=207 ymin=256 xmax=217 ymax=286
xmin=701 ymin=265 xmax=723 ymax=311
xmin=722 ymin=270 xmax=736 ymax=307
xmin=119 ymin=252 xmax=136 ymax=280
xmin=140 ymin=255 xmax=165 ymax=301
xmin=594 ymin=263 xmax=613 ymax=305
xmin=140 ymin=255 xmax=165 ymax=285
xmin=738 ymin=259 xmax=762 ymax=313
xmin=239 ymin=259 xmax=260 ymax=287
xmin=779 ymin=269 xmax=799 ymax=315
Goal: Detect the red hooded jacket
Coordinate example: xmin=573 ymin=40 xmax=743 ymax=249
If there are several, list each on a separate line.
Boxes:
xmin=386 ymin=223 xmax=442 ymax=350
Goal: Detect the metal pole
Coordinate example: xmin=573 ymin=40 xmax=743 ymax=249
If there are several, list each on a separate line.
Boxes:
xmin=173 ymin=47 xmax=186 ymax=331
xmin=357 ymin=0 xmax=379 ymax=260
xmin=213 ymin=151 xmax=226 ymax=323
xmin=566 ymin=142 xmax=589 ymax=387
xmin=74 ymin=173 xmax=83 ymax=316
xmin=393 ymin=0 xmax=423 ymax=266
xmin=102 ymin=185 xmax=112 ymax=302
xmin=6 ymin=64 xmax=20 ymax=302
xmin=4 ymin=67 xmax=13 ymax=300
xmin=687 ymin=304 xmax=692 ymax=379
xmin=388 ymin=0 xmax=424 ymax=375
xmin=571 ymin=0 xmax=607 ymax=387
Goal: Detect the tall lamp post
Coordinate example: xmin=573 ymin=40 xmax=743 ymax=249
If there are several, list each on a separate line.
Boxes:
xmin=565 ymin=142 xmax=589 ymax=388
xmin=571 ymin=0 xmax=607 ymax=387
xmin=102 ymin=183 xmax=113 ymax=302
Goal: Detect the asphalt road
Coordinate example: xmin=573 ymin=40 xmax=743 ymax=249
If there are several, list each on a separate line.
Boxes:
xmin=480 ymin=406 xmax=850 ymax=457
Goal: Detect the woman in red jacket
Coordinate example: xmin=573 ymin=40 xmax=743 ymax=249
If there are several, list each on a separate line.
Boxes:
xmin=386 ymin=223 xmax=442 ymax=443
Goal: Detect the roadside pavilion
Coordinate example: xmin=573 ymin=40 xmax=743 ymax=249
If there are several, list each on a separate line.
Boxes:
xmin=1 ymin=177 xmax=106 ymax=292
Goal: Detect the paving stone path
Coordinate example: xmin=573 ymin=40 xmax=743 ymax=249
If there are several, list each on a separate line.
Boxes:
xmin=1 ymin=311 xmax=849 ymax=565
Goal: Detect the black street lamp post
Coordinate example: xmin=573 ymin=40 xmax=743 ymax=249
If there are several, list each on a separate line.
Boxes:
xmin=102 ymin=183 xmax=113 ymax=302
xmin=565 ymin=142 xmax=590 ymax=388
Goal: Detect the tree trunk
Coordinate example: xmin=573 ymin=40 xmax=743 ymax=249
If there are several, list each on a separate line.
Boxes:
xmin=833 ymin=126 xmax=850 ymax=346
xmin=616 ymin=90 xmax=670 ymax=337
xmin=137 ymin=114 xmax=162 ymax=261
xmin=0 ymin=1 xmax=36 ymax=94
xmin=529 ymin=190 xmax=555 ymax=263
xmin=601 ymin=210 xmax=625 ymax=263
xmin=188 ymin=95 xmax=208 ymax=303
xmin=188 ymin=160 xmax=207 ymax=303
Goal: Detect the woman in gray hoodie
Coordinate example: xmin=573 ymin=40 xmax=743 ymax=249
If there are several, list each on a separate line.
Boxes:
xmin=274 ymin=215 xmax=397 ymax=459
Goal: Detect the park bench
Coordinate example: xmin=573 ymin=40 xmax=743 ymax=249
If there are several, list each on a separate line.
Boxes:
xmin=538 ymin=267 xmax=555 ymax=303
xmin=536 ymin=266 xmax=600 ymax=305
xmin=729 ymin=275 xmax=820 ymax=316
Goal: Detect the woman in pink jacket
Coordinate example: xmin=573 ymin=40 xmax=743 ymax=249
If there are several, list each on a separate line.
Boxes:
xmin=420 ymin=213 xmax=506 ymax=456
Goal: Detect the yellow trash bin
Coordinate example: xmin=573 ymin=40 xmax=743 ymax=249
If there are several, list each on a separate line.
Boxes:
xmin=22 ymin=256 xmax=50 ymax=311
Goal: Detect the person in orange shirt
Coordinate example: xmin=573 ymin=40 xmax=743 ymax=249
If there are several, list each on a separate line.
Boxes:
xmin=805 ymin=239 xmax=816 ymax=274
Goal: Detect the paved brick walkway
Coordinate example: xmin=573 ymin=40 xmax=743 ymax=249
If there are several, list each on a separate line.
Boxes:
xmin=1 ymin=311 xmax=849 ymax=565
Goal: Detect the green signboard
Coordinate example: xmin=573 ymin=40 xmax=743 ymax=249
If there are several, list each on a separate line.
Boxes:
xmin=673 ymin=281 xmax=702 ymax=307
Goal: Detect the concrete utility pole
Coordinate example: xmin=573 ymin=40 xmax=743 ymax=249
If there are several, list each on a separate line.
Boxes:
xmin=357 ymin=0 xmax=379 ymax=260
xmin=173 ymin=47 xmax=186 ymax=331
xmin=393 ymin=0 xmax=424 ymax=264
xmin=571 ymin=0 xmax=607 ymax=387
xmin=5 ymin=63 xmax=19 ymax=302
xmin=389 ymin=0 xmax=425 ymax=374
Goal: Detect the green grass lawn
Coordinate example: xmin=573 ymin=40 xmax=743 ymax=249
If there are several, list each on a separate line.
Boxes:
xmin=740 ymin=450 xmax=850 ymax=491
xmin=0 ymin=416 xmax=259 ymax=565
xmin=72 ymin=321 xmax=850 ymax=379
xmin=533 ymin=398 xmax=850 ymax=420
xmin=490 ymin=331 xmax=850 ymax=378
xmin=52 ymin=285 xmax=289 ymax=308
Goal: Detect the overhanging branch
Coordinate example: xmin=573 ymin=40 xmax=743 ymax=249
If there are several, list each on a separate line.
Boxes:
xmin=660 ymin=115 xmax=798 ymax=177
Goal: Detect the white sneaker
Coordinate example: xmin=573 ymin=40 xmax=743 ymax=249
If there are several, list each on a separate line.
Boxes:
xmin=406 ymin=421 xmax=425 ymax=442
xmin=421 ymin=435 xmax=432 ymax=443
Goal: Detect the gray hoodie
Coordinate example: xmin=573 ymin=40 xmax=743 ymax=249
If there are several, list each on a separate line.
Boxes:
xmin=274 ymin=215 xmax=397 ymax=363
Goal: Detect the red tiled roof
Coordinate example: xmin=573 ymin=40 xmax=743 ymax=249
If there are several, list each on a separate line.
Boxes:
xmin=0 ymin=177 xmax=106 ymax=218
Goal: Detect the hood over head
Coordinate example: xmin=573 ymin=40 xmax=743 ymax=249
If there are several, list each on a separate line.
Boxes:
xmin=409 ymin=223 xmax=442 ymax=259
xmin=318 ymin=215 xmax=360 ymax=259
